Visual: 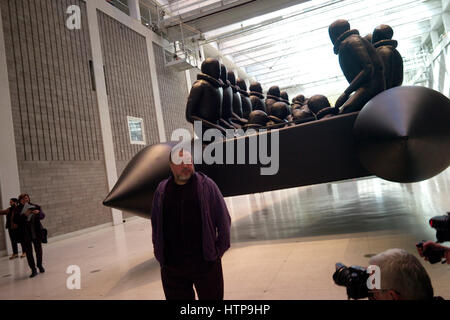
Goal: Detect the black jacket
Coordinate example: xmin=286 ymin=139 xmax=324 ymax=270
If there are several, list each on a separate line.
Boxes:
xmin=13 ymin=203 xmax=46 ymax=242
xmin=4 ymin=206 xmax=16 ymax=229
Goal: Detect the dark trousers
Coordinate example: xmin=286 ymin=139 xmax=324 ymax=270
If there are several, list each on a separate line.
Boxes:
xmin=22 ymin=239 xmax=43 ymax=271
xmin=161 ymin=257 xmax=224 ymax=300
xmin=7 ymin=229 xmax=22 ymax=254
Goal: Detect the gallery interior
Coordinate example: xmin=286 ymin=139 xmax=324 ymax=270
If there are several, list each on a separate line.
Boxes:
xmin=0 ymin=0 xmax=449 ymax=300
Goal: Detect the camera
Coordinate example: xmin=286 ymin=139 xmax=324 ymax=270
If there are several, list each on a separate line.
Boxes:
xmin=416 ymin=241 xmax=446 ymax=264
xmin=429 ymin=212 xmax=450 ymax=243
xmin=333 ymin=263 xmax=369 ymax=299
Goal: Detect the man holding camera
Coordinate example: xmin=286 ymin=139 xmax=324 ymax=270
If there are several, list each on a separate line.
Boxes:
xmin=334 ymin=248 xmax=435 ymax=300
xmin=417 ymin=241 xmax=450 ymax=264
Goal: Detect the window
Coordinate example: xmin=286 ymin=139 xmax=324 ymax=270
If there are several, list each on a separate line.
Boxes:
xmin=127 ymin=116 xmax=146 ymax=145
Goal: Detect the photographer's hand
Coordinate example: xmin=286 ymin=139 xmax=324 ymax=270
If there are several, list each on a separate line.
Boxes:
xmin=418 ymin=241 xmax=450 ymax=264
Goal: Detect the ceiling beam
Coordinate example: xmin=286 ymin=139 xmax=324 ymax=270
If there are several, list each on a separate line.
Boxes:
xmin=163 ymin=0 xmax=311 ymax=41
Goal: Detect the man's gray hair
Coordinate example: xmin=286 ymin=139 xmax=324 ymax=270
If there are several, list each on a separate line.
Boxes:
xmin=369 ymin=248 xmax=434 ymax=300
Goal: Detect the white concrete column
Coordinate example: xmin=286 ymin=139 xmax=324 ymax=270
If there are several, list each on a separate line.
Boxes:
xmin=128 ymin=0 xmax=141 ymax=22
xmin=185 ymin=70 xmax=192 ymax=93
xmin=86 ymin=0 xmax=123 ymax=226
xmin=146 ymin=34 xmax=167 ymax=143
xmin=0 ymin=4 xmax=20 ymax=255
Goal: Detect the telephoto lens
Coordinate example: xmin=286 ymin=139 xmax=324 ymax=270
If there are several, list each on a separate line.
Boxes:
xmin=333 ymin=263 xmax=369 ymax=300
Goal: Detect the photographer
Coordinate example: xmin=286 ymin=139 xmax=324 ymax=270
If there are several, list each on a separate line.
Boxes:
xmin=367 ymin=249 xmax=434 ymax=300
xmin=417 ymin=241 xmax=450 ymax=264
xmin=334 ymin=248 xmax=435 ymax=300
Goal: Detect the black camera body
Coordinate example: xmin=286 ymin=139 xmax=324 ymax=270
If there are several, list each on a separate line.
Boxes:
xmin=416 ymin=241 xmax=446 ymax=264
xmin=429 ymin=212 xmax=450 ymax=243
xmin=333 ymin=263 xmax=369 ymax=299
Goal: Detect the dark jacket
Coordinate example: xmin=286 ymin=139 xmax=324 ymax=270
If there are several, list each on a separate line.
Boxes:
xmin=13 ymin=202 xmax=46 ymax=242
xmin=4 ymin=206 xmax=16 ymax=229
xmin=151 ymin=172 xmax=231 ymax=266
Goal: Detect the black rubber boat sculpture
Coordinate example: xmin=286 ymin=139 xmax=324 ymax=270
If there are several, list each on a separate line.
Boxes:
xmin=103 ymin=21 xmax=450 ymax=219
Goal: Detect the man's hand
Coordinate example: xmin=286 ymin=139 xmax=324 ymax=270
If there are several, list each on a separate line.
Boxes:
xmin=417 ymin=241 xmax=450 ymax=264
xmin=32 ymin=209 xmax=40 ymax=214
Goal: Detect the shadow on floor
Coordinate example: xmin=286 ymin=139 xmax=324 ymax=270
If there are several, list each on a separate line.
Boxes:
xmin=105 ymin=258 xmax=161 ymax=297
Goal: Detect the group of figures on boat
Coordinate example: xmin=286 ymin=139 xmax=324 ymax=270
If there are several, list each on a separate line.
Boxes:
xmin=186 ymin=20 xmax=404 ymax=135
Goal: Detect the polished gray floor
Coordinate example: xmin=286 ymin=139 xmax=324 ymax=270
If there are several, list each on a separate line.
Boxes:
xmin=0 ymin=168 xmax=449 ymax=299
xmin=228 ymin=170 xmax=449 ymax=244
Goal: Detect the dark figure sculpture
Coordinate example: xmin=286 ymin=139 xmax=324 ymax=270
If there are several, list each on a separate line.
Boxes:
xmin=186 ymin=58 xmax=225 ymax=135
xmin=236 ymin=78 xmax=253 ymax=119
xmin=329 ymin=19 xmax=385 ymax=113
xmin=267 ymin=101 xmax=290 ymax=128
xmin=265 ymin=86 xmax=282 ymax=115
xmin=243 ymin=110 xmax=270 ymax=130
xmin=372 ymin=24 xmax=403 ymax=89
xmin=227 ymin=71 xmax=247 ymax=126
xmin=291 ymin=94 xmax=314 ymax=122
xmin=219 ymin=64 xmax=238 ymax=129
xmin=249 ymin=82 xmax=266 ymax=113
xmin=308 ymin=94 xmax=338 ymax=120
xmin=280 ymin=91 xmax=290 ymax=105
xmin=363 ymin=33 xmax=373 ymax=44
xmin=291 ymin=94 xmax=306 ymax=110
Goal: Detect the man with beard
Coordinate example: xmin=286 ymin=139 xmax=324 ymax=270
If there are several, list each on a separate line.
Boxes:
xmin=150 ymin=149 xmax=231 ymax=300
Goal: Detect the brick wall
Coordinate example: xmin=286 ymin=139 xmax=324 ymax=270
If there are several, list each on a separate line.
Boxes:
xmin=152 ymin=43 xmax=192 ymax=140
xmin=97 ymin=11 xmax=161 ymax=219
xmin=97 ymin=11 xmax=160 ymax=177
xmin=189 ymin=67 xmax=201 ymax=87
xmin=18 ymin=161 xmax=111 ymax=237
xmin=1 ymin=0 xmax=112 ymax=239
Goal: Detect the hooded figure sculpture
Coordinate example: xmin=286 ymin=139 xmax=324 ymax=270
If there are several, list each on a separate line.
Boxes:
xmin=249 ymin=82 xmax=266 ymax=113
xmin=372 ymin=24 xmax=403 ymax=89
xmin=265 ymin=85 xmax=281 ymax=115
xmin=291 ymin=94 xmax=306 ymax=110
xmin=280 ymin=91 xmax=290 ymax=105
xmin=186 ymin=58 xmax=225 ymax=135
xmin=307 ymin=94 xmax=338 ymax=120
xmin=291 ymin=94 xmax=314 ymax=122
xmin=329 ymin=19 xmax=385 ymax=113
xmin=227 ymin=71 xmax=247 ymax=126
xmin=243 ymin=110 xmax=270 ymax=130
xmin=220 ymin=64 xmax=238 ymax=129
xmin=237 ymin=78 xmax=253 ymax=119
xmin=268 ymin=101 xmax=290 ymax=126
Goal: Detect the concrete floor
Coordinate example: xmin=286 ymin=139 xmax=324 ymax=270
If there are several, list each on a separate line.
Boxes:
xmin=0 ymin=168 xmax=449 ymax=300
